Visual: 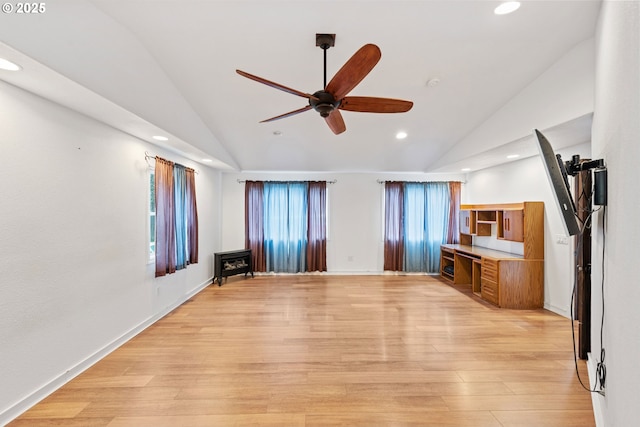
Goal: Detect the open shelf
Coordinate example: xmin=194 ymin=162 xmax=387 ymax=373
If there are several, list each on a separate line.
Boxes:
xmin=477 ymin=210 xmax=497 ymax=222
xmin=440 ymin=247 xmax=455 ymax=283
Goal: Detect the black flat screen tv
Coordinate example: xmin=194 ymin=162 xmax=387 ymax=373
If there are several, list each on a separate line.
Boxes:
xmin=534 ymin=129 xmax=581 ymax=236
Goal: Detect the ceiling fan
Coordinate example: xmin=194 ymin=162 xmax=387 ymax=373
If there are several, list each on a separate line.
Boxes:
xmin=236 ymin=33 xmax=413 ymax=135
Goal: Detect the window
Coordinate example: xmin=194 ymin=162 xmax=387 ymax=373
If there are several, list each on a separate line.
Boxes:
xmin=153 ymin=156 xmax=199 ymax=277
xmin=384 ymin=181 xmax=459 ymax=273
xmin=403 ymin=182 xmax=428 ymax=271
xmin=263 ymin=182 xmax=308 ymax=272
xmin=246 ymin=181 xmax=327 ymax=273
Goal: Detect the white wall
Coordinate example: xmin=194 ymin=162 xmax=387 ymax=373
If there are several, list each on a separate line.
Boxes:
xmin=221 ymin=172 xmax=463 ymax=273
xmin=432 ymin=37 xmax=595 ymax=170
xmin=0 ymin=0 xmax=238 ymax=169
xmin=0 ymin=80 xmax=222 ymax=423
xmin=590 ymin=1 xmax=640 ymax=426
xmin=463 ymin=142 xmax=590 ymax=317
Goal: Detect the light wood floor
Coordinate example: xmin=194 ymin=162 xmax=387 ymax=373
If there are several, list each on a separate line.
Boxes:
xmin=10 ymin=275 xmax=595 ymax=427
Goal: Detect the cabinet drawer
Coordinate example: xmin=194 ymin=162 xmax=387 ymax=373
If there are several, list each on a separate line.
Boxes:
xmin=481 ymin=278 xmax=499 ymax=305
xmin=481 ymin=258 xmax=498 ymax=281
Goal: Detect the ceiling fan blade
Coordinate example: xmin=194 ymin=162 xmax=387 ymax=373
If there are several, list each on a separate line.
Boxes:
xmin=325 ymin=110 xmax=346 ymax=135
xmin=259 ymin=105 xmax=312 ymax=123
xmin=339 ymin=96 xmax=413 ymax=113
xmin=325 ymin=44 xmax=381 ymax=100
xmin=236 ymin=69 xmax=319 ymax=101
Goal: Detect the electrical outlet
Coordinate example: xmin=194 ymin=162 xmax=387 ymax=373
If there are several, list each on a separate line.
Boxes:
xmin=556 ymin=234 xmax=569 ymax=245
xmin=347 ymin=255 xmax=354 ymax=262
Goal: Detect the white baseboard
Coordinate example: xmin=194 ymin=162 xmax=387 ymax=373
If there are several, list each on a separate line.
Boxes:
xmin=0 ymin=278 xmax=212 ymax=426
xmin=543 ymin=302 xmax=570 ymax=318
xmin=587 ymin=352 xmax=606 ymax=427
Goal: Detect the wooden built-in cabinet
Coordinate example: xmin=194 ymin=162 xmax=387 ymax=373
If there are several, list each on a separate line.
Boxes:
xmin=441 ymin=202 xmax=544 ymax=309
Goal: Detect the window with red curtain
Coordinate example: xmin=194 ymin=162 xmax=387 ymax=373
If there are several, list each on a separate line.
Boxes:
xmin=384 ymin=181 xmax=461 ymax=272
xmin=154 ymin=156 xmax=198 ymax=277
xmin=244 ymin=180 xmax=326 ymax=273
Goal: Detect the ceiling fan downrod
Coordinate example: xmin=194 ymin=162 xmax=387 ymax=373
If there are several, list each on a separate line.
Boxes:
xmin=316 ymin=33 xmax=335 ymax=89
xmin=323 ymin=47 xmax=327 ymax=89
xmin=313 ymin=33 xmax=338 ymax=117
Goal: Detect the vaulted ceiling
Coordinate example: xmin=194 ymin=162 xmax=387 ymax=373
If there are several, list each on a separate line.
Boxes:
xmin=0 ymin=0 xmax=600 ymax=173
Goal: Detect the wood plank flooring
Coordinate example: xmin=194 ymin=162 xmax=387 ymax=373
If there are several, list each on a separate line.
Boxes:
xmin=9 ymin=275 xmax=595 ymax=426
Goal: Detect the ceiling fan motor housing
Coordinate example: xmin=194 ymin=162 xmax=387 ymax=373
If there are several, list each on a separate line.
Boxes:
xmin=310 ymin=90 xmax=340 ymax=117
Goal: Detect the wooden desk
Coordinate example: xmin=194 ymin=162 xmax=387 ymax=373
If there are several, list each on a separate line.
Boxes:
xmin=440 ymin=244 xmax=543 ymax=309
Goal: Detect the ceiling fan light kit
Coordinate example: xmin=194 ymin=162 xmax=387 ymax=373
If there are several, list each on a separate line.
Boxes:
xmin=236 ymin=33 xmax=413 ymax=135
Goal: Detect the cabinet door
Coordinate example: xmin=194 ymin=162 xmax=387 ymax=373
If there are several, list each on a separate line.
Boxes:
xmin=460 ymin=210 xmax=472 ymax=235
xmin=460 ymin=210 xmax=476 ymax=234
xmin=503 ymin=210 xmax=524 ymax=242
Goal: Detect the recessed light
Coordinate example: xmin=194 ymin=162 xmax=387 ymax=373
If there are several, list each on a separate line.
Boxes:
xmin=494 ymin=1 xmax=520 ymax=15
xmin=461 ymin=168 xmax=471 ymax=172
xmin=396 ymin=131 xmax=408 ymax=140
xmin=202 ymin=158 xmax=213 ymax=163
xmin=273 ymin=130 xmax=282 ymax=136
xmin=152 ymin=135 xmax=168 ymax=141
xmin=506 ymin=154 xmax=520 ymax=159
xmin=0 ymin=58 xmax=22 ymax=71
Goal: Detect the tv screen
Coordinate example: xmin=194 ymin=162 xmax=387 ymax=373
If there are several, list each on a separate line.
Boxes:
xmin=534 ymin=129 xmax=581 ymax=236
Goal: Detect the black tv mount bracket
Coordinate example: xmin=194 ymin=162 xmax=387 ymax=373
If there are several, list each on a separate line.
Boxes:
xmin=565 ymin=155 xmax=607 ymax=206
xmin=565 ymin=155 xmax=605 ymax=176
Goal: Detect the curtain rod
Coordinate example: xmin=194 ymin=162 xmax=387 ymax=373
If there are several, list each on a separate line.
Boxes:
xmin=145 ymin=152 xmax=199 ymax=174
xmin=377 ymin=179 xmax=464 ymax=184
xmin=237 ymin=179 xmax=337 ymax=184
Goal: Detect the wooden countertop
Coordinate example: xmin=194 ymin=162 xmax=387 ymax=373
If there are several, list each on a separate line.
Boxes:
xmin=441 ymin=244 xmax=525 ymax=260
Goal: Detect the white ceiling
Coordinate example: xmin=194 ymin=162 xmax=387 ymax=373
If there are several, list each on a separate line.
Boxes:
xmin=0 ymin=0 xmax=601 ymax=173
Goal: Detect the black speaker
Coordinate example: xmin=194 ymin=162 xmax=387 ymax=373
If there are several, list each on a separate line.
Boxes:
xmin=594 ymin=168 xmax=607 ymax=206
